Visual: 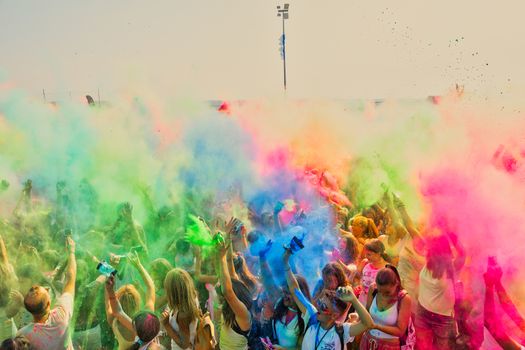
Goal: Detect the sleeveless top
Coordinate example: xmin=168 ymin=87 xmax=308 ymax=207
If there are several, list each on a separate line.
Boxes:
xmin=369 ymin=296 xmax=399 ymax=339
xmin=219 ymin=316 xmax=249 ymax=350
xmin=168 ymin=310 xmax=198 ymax=350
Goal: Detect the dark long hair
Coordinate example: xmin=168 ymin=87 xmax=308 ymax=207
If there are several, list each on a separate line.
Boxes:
xmin=376 ymin=264 xmax=402 ymax=295
xmin=341 ymin=234 xmax=359 ymax=264
xmin=222 ymin=279 xmax=253 ymax=327
xmin=364 ymin=239 xmax=391 ymax=263
xmin=233 ymin=254 xmax=259 ymax=297
xmin=272 ymin=274 xmax=311 ymax=336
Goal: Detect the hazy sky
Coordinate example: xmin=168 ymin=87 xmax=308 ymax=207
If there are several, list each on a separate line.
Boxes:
xmin=1 ymin=0 xmax=524 ymax=100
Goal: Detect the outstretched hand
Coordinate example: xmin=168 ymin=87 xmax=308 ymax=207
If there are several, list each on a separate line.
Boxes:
xmin=127 ymin=251 xmax=141 ymax=268
xmin=9 ymin=290 xmax=24 ymax=306
xmin=65 ymin=236 xmax=75 ymax=254
xmin=336 ymin=285 xmax=357 ymax=302
xmin=484 ymin=263 xmax=503 ymax=286
xmin=23 ymin=179 xmax=32 ymax=196
xmin=214 ymin=232 xmax=229 ymax=258
xmin=120 ymin=202 xmax=133 ymax=222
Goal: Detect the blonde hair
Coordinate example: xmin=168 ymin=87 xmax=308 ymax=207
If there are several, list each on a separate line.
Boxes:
xmin=116 ymin=284 xmax=141 ymax=316
xmin=351 ymin=215 xmax=379 ymax=238
xmin=164 ymin=268 xmax=200 ymax=321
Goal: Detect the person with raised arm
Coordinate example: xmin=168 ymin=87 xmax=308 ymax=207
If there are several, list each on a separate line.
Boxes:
xmin=215 ymin=218 xmax=252 ymax=350
xmin=282 ymin=248 xmax=373 ymax=350
xmin=17 ymin=236 xmax=76 ymax=350
xmin=104 ymin=251 xmax=156 ymax=350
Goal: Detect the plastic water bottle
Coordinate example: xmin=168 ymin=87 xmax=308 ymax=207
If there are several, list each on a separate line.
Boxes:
xmin=286 ymin=235 xmax=305 ymax=254
xmin=97 ymin=261 xmax=117 ymax=277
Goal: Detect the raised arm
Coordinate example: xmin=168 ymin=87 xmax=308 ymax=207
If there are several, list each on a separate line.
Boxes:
xmin=489 ymin=262 xmax=525 ymax=331
xmin=225 ymin=218 xmax=241 ymax=280
xmin=273 ymin=202 xmax=284 ymax=235
xmin=259 ymin=242 xmax=280 ymax=301
xmin=336 ymin=286 xmax=374 ymax=337
xmin=62 ymin=236 xmax=77 ymax=295
xmin=282 ymin=249 xmax=314 ymax=316
xmin=194 ymin=246 xmax=219 ymax=284
xmin=216 ymin=236 xmax=251 ymax=331
xmin=0 ymin=233 xmax=9 ymax=266
xmin=128 ymin=251 xmax=155 ymax=311
xmin=13 ymin=180 xmax=32 ymax=218
xmin=447 ymin=234 xmax=465 ymax=273
xmin=393 ymin=195 xmax=424 ymax=254
xmin=105 ymin=275 xmax=135 ymax=332
xmin=104 ymin=281 xmax=115 ymax=325
xmin=122 ymin=203 xmax=148 ymax=255
xmin=484 ymin=270 xmax=521 ymax=350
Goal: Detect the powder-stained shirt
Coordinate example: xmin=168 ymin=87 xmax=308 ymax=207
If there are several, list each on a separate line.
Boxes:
xmin=301 ymin=321 xmax=353 ymax=350
xmin=17 ymin=292 xmax=74 ymax=350
xmin=358 ymin=263 xmax=381 ymax=305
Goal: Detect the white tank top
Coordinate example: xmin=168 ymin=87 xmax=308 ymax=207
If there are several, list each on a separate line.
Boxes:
xmin=369 ymin=296 xmax=398 ymax=339
xmin=168 ymin=310 xmax=198 ymax=350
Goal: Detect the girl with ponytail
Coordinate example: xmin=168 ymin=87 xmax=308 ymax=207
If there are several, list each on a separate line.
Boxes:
xmin=357 ymin=239 xmax=389 ymax=305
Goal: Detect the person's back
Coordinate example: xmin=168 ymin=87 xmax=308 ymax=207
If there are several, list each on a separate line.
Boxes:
xmin=219 ymin=316 xmax=249 ymax=350
xmin=418 ymin=265 xmax=454 ymax=317
xmin=17 ymin=291 xmax=73 ymax=350
xmin=17 ymin=236 xmax=76 ymax=350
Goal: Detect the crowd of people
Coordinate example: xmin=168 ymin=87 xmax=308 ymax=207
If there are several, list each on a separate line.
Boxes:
xmin=0 ymin=172 xmax=524 ymax=350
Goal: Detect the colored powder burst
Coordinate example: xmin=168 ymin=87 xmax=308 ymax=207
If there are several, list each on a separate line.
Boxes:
xmin=2 ymin=83 xmax=525 ymax=345
xmin=185 ymin=214 xmax=214 ymax=247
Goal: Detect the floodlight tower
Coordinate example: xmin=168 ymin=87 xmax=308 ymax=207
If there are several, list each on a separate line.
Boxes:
xmin=277 ymin=4 xmax=289 ymax=91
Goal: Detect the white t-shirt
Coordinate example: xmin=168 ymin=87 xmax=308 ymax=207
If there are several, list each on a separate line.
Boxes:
xmin=18 ymin=292 xmax=74 ymax=350
xmin=418 ymin=266 xmax=454 ymax=317
xmin=301 ymin=321 xmax=354 ymax=350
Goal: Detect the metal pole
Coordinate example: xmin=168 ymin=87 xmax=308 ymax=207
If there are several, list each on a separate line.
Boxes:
xmin=282 ymin=17 xmax=287 ymax=91
xmin=97 ymin=88 xmax=101 ymax=106
xmin=42 ymin=89 xmax=46 ymax=102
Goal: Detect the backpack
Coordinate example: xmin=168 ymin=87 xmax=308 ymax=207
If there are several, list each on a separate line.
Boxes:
xmin=371 ymin=289 xmax=415 ymax=350
xmin=193 ymin=312 xmax=215 ymax=350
